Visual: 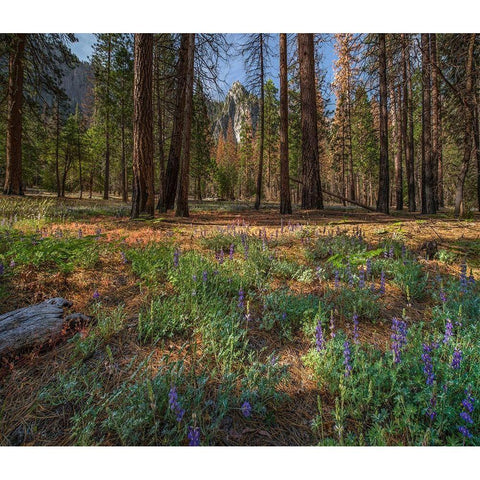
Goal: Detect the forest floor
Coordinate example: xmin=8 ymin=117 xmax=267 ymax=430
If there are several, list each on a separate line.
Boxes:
xmin=0 ymin=194 xmax=479 ymax=446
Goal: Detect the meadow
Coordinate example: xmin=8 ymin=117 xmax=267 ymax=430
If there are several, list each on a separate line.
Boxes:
xmin=0 ymin=195 xmax=479 ymax=446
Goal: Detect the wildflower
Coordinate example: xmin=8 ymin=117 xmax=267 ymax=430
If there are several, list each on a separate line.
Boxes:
xmin=443 ymin=319 xmax=453 ymax=344
xmin=462 ymin=391 xmax=475 ymax=413
xmin=366 ymin=258 xmax=372 ymax=277
xmin=334 ymin=270 xmax=340 ymax=289
xmin=173 ymin=249 xmax=179 ymax=268
xmin=389 ymin=246 xmax=394 ymax=258
xmin=459 ymin=262 xmax=468 ymax=293
xmin=9 ymin=260 xmax=15 ymax=268
xmin=202 ymin=271 xmax=208 ymax=283
xmin=343 ymin=341 xmax=352 ymax=377
xmin=401 ymin=243 xmax=406 ymax=258
xmin=379 ymin=270 xmax=386 ymax=295
xmin=458 ymin=390 xmax=475 ymax=441
xmin=241 ymin=401 xmax=252 ymax=418
xmin=452 ymin=349 xmax=462 ymax=370
xmin=458 ymin=425 xmax=472 ymax=439
xmin=238 ymin=289 xmax=244 ymax=309
xmin=353 ymin=314 xmax=359 ymax=344
xmin=78 ymin=228 xmax=83 ymax=238
xmin=219 ymin=248 xmax=224 ymax=264
xmin=0 ymin=263 xmax=3 ymax=275
xmin=460 ymin=411 xmax=473 ymax=424
xmin=120 ymin=251 xmax=127 ymax=264
xmin=391 ymin=317 xmax=408 ymax=364
xmin=187 ymin=426 xmax=200 ymax=446
xmin=229 ymin=243 xmax=234 ymax=260
xmin=421 ymin=344 xmax=435 ymax=386
xmin=439 ymin=288 xmax=447 ymax=303
xmin=358 ymin=268 xmax=365 ymax=289
xmin=426 ymin=394 xmax=437 ymax=421
xmin=93 ymin=290 xmax=100 ymax=300
xmin=468 ymin=269 xmax=475 ymax=285
xmin=168 ymin=386 xmax=185 ymax=422
xmin=315 ymin=320 xmax=325 ymax=352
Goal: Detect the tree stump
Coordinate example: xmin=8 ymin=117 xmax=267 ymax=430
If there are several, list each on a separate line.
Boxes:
xmin=0 ymin=298 xmax=73 ymax=356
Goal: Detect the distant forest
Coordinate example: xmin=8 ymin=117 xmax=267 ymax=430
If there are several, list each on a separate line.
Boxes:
xmin=1 ymin=33 xmax=479 ymax=217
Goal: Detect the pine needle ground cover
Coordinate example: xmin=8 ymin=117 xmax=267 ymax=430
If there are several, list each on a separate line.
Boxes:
xmin=0 ymin=196 xmax=479 ymax=446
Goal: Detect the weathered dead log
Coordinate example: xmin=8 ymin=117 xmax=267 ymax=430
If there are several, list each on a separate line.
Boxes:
xmin=321 ymin=190 xmax=378 ymax=213
xmin=0 ymin=298 xmax=72 ymax=356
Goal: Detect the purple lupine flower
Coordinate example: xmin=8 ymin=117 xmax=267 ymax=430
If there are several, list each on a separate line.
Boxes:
xmin=443 ymin=319 xmax=453 ymax=344
xmin=343 ymin=341 xmax=352 ymax=377
xmin=229 ymin=243 xmax=234 ymax=260
xmin=460 ymin=411 xmax=473 ymax=424
xmin=202 ymin=271 xmax=208 ymax=283
xmin=0 ymin=263 xmax=3 ymax=275
xmin=459 ymin=262 xmax=468 ymax=293
xmin=315 ymin=320 xmax=325 ymax=352
xmin=329 ymin=312 xmax=336 ymax=339
xmin=384 ymin=249 xmax=389 ymax=259
xmin=187 ymin=426 xmax=200 ymax=446
xmin=78 ymin=228 xmax=83 ymax=238
xmin=379 ymin=270 xmax=386 ymax=295
xmin=281 ymin=312 xmax=287 ymax=321
xmin=93 ymin=290 xmax=100 ymax=300
xmin=401 ymin=243 xmax=406 ymax=258
xmin=421 ymin=344 xmax=435 ymax=386
xmin=358 ymin=268 xmax=365 ymax=289
xmin=468 ymin=269 xmax=475 ymax=285
xmin=219 ymin=248 xmax=224 ymax=264
xmin=462 ymin=391 xmax=475 ymax=413
xmin=244 ymin=243 xmax=249 ymax=260
xmin=458 ymin=425 xmax=472 ymax=439
xmin=120 ymin=251 xmax=127 ymax=264
xmin=334 ymin=270 xmax=340 ymax=289
xmin=238 ymin=289 xmax=244 ymax=309
xmin=366 ymin=258 xmax=372 ymax=277
xmin=241 ymin=401 xmax=252 ymax=417
xmin=452 ymin=349 xmax=463 ymax=370
xmin=173 ymin=249 xmax=179 ymax=268
xmin=347 ymin=263 xmax=354 ymax=288
xmin=351 ymin=313 xmax=359 ymax=344
xmin=192 ymin=274 xmax=197 ymax=282
xmin=391 ymin=317 xmax=408 ymax=364
xmin=389 ymin=246 xmax=394 ymax=258
xmin=168 ymin=386 xmax=185 ymax=422
xmin=426 ymin=394 xmax=437 ymax=421
xmin=439 ymin=288 xmax=447 ymax=303
xmin=9 ymin=260 xmax=15 ymax=268
xmin=370 ymin=282 xmax=376 ymax=293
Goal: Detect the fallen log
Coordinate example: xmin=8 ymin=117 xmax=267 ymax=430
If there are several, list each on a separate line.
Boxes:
xmin=0 ymin=298 xmax=73 ymax=356
xmin=321 ymin=190 xmax=378 ymax=213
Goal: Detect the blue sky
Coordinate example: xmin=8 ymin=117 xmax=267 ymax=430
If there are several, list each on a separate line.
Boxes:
xmin=71 ymin=33 xmax=336 ymax=104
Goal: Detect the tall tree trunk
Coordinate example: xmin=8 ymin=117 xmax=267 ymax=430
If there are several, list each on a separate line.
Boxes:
xmin=120 ymin=94 xmax=128 ymax=202
xmin=430 ymin=34 xmax=442 ymax=209
xmin=421 ymin=33 xmax=436 ymax=214
xmin=55 ymin=96 xmax=61 ymax=197
xmin=254 ymin=34 xmax=265 ymax=211
xmin=454 ymin=33 xmax=476 ymax=217
xmin=476 ymin=87 xmax=480 ymax=211
xmin=77 ymin=118 xmax=83 ymax=199
xmin=279 ymin=33 xmax=292 ymax=215
xmin=158 ymin=34 xmax=189 ymax=212
xmin=103 ymin=36 xmax=111 ymax=200
xmin=376 ymin=34 xmax=389 ymax=214
xmin=155 ymin=37 xmax=166 ymax=207
xmin=175 ymin=34 xmax=195 ymax=217
xmin=392 ymin=81 xmax=403 ymax=210
xmin=403 ymin=35 xmax=416 ymax=212
xmin=298 ymin=34 xmax=323 ymax=210
xmin=131 ymin=34 xmax=155 ymax=218
xmin=4 ymin=34 xmax=26 ymax=195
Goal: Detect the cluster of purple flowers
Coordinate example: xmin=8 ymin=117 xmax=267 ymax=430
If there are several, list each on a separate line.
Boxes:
xmin=451 ymin=348 xmax=463 ymax=370
xmin=315 ymin=320 xmax=325 ymax=352
xmin=238 ymin=289 xmax=245 ymax=309
xmin=241 ymin=401 xmax=252 ymax=417
xmin=426 ymin=394 xmax=437 ymax=422
xmin=443 ymin=319 xmax=453 ymax=344
xmin=421 ymin=344 xmax=435 ymax=386
xmin=202 ymin=271 xmax=208 ymax=283
xmin=168 ymin=386 xmax=185 ymax=422
xmin=459 ymin=262 xmax=468 ymax=293
xmin=366 ymin=258 xmax=372 ymax=277
xmin=352 ymin=314 xmax=359 ymax=344
xmin=330 ymin=312 xmax=336 ymax=339
xmin=343 ymin=341 xmax=352 ymax=377
xmin=173 ymin=249 xmax=180 ymax=268
xmin=334 ymin=270 xmax=340 ymax=290
xmin=93 ymin=289 xmax=100 ymax=300
xmin=457 ymin=390 xmax=475 ymax=440
xmin=229 ymin=243 xmax=235 ymax=260
xmin=391 ymin=317 xmax=408 ymax=364
xmin=187 ymin=426 xmax=200 ymax=446
xmin=358 ymin=268 xmax=365 ymax=289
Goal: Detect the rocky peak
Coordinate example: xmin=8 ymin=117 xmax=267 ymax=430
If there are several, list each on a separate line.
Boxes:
xmin=213 ymin=81 xmax=258 ymax=143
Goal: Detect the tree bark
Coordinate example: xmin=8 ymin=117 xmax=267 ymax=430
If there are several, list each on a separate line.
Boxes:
xmin=254 ymin=34 xmax=265 ymax=211
xmin=155 ymin=36 xmax=166 ymax=207
xmin=4 ymin=34 xmax=26 ymax=195
xmin=430 ymin=34 xmax=442 ymax=209
xmin=454 ymin=34 xmax=476 ymax=217
xmin=55 ymin=96 xmax=61 ymax=197
xmin=158 ymin=34 xmax=189 ymax=212
xmin=421 ymin=33 xmax=436 ymax=214
xmin=376 ymin=34 xmax=389 ymax=214
xmin=279 ymin=33 xmax=292 ymax=215
xmin=175 ymin=34 xmax=195 ymax=217
xmin=131 ymin=34 xmax=155 ymax=218
xmin=298 ymin=33 xmax=323 ymax=210
xmin=402 ymin=34 xmax=416 ymax=212
xmin=103 ymin=36 xmax=112 ymax=200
